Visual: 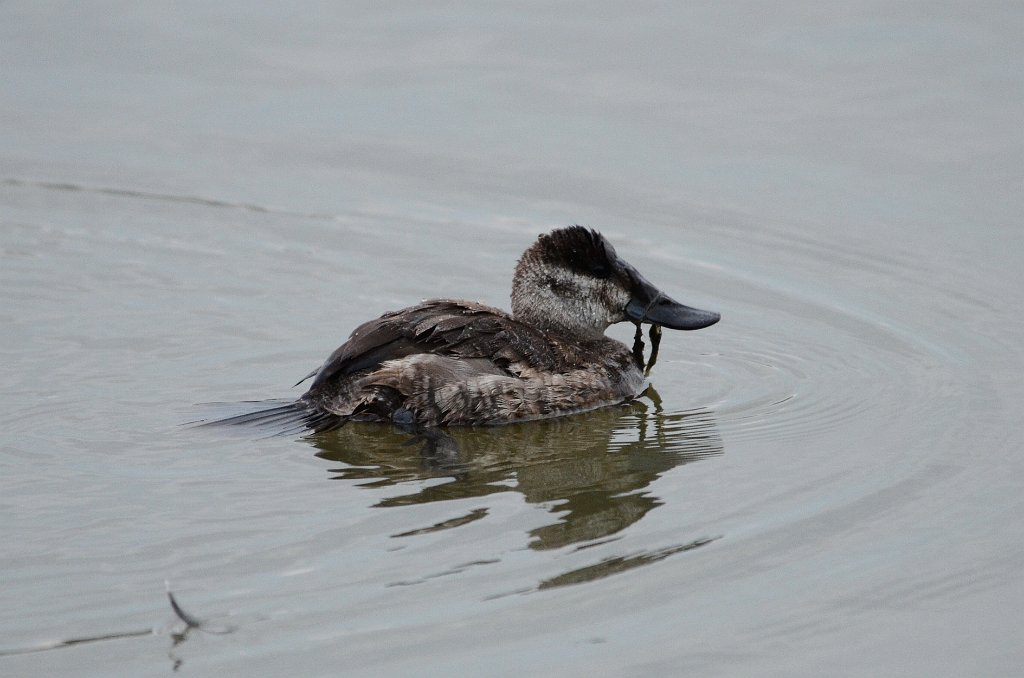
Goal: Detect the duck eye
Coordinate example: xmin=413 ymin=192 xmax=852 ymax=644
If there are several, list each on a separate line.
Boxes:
xmin=589 ymin=261 xmax=611 ymax=278
xmin=545 ymin=275 xmax=576 ymax=295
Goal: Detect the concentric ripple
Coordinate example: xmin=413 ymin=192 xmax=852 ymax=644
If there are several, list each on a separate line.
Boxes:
xmin=647 ymin=223 xmax=981 ymax=449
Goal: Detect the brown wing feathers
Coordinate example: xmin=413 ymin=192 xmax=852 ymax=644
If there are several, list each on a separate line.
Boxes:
xmin=304 ymin=300 xmax=564 ymax=395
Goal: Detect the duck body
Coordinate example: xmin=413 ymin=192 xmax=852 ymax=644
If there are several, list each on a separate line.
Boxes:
xmin=226 ymin=226 xmax=719 ymax=432
xmin=300 ymin=299 xmax=646 ymax=427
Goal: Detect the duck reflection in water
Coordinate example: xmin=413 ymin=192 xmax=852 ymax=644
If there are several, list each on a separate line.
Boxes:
xmin=310 ymin=394 xmax=722 ymax=551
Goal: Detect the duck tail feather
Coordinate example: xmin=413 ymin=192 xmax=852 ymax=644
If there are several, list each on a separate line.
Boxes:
xmin=197 ymin=401 xmax=346 ymax=435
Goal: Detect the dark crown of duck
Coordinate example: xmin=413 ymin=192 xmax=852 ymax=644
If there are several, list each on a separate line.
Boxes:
xmin=511 ymin=226 xmax=720 ymax=339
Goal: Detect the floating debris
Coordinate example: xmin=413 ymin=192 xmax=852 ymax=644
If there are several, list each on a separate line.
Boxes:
xmin=166 ymin=582 xmax=236 ymax=635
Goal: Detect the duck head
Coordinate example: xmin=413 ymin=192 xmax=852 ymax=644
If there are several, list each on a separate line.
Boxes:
xmin=511 ymin=226 xmax=720 ymax=339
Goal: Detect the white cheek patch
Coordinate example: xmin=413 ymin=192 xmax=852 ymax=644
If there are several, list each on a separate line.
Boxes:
xmin=514 ymin=262 xmax=633 ymax=336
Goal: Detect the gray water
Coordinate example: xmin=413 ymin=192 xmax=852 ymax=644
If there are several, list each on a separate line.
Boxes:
xmin=3 ymin=2 xmax=1023 ymax=676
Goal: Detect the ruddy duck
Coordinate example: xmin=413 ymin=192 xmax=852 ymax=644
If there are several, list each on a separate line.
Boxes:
xmin=225 ymin=226 xmax=719 ymax=431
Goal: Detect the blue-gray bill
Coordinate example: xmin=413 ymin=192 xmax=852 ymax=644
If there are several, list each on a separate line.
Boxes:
xmin=624 ymin=266 xmax=720 ymax=330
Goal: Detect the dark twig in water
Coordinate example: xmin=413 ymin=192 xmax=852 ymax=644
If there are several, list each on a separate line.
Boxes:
xmin=167 ymin=591 xmax=203 ymax=630
xmin=165 ymin=582 xmax=236 ymax=635
xmin=0 ymin=584 xmax=236 ymax=662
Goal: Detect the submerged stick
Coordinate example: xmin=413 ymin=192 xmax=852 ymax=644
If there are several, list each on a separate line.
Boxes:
xmin=167 ymin=590 xmax=203 ymax=630
xmin=165 ymin=582 xmax=236 ymax=635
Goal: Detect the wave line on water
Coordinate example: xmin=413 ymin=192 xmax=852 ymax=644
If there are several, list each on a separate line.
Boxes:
xmin=2 ymin=176 xmax=342 ymax=222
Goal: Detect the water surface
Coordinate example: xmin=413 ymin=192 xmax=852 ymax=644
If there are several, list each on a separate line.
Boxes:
xmin=2 ymin=3 xmax=1023 ymax=676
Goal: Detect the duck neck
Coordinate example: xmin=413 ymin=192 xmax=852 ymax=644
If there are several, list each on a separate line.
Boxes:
xmin=511 ymin=291 xmax=608 ymax=342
